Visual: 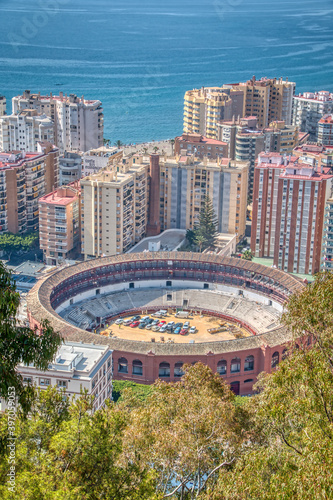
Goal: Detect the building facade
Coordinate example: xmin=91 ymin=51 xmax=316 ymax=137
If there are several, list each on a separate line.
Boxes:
xmin=0 ymin=148 xmax=59 ymax=234
xmin=251 ymin=152 xmax=333 ymax=274
xmin=0 ymin=95 xmax=6 ymax=116
xmin=0 ymin=110 xmax=54 ymax=152
xmin=82 ymin=146 xmax=123 ymax=177
xmin=158 ymin=156 xmax=249 ymax=242
xmin=39 ymin=183 xmax=81 ymax=265
xmin=12 ymin=90 xmax=104 ymax=153
xmin=1 ymin=342 xmax=113 ymax=412
xmin=224 ymin=76 xmax=295 ymax=128
xmin=174 ymin=133 xmax=228 ymax=159
xmin=317 ymin=114 xmax=333 ymax=146
xmin=59 ymin=151 xmax=82 ymax=186
xmin=292 ymin=91 xmax=333 ymax=141
xmin=81 ymin=161 xmax=148 ymax=259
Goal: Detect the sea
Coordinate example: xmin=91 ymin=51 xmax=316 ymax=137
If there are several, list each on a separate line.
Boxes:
xmin=0 ymin=0 xmax=332 ymax=145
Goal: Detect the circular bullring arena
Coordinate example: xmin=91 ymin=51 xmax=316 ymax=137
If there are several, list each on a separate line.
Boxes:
xmin=26 ymin=252 xmax=304 ymax=396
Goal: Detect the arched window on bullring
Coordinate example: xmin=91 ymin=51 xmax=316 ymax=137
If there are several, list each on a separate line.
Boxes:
xmin=132 ymin=359 xmax=143 ymax=376
xmin=244 ymin=355 xmax=254 ymax=371
xmin=217 ymin=359 xmax=227 ymax=375
xmin=271 ymin=351 xmax=279 ymax=368
xmin=159 ymin=362 xmax=170 ymax=378
xmin=230 ymin=357 xmax=241 ymax=373
xmin=118 ymin=357 xmax=128 ymax=374
xmin=174 ymin=362 xmax=184 ymax=378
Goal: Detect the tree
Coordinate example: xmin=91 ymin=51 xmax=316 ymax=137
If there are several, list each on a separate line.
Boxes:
xmin=115 ymin=140 xmax=123 ymax=149
xmin=121 ymin=363 xmax=249 ymax=499
xmin=193 ymin=196 xmax=218 ymax=251
xmin=170 ymin=138 xmax=175 ymax=156
xmin=153 ymin=146 xmax=159 ymax=154
xmin=210 ymin=271 xmax=333 ymax=499
xmin=241 ymin=249 xmax=253 ymax=261
xmin=103 ymin=138 xmax=110 ymax=146
xmin=0 ymin=232 xmax=39 ymax=260
xmin=0 ymin=261 xmax=62 ymax=413
xmin=0 ymin=389 xmax=158 ymax=499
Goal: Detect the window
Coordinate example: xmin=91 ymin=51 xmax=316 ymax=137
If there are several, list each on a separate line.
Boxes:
xmin=132 ymin=360 xmax=143 ymax=376
xmin=129 ymin=282 xmax=134 ymax=289
xmin=217 ymin=359 xmax=227 ymax=375
xmin=159 ymin=362 xmax=170 ymax=378
xmin=244 ymin=355 xmax=254 ymax=371
xmin=118 ymin=357 xmax=128 ymax=373
xmin=57 ymin=380 xmax=67 ymax=388
xmin=96 ymin=289 xmax=100 ymax=295
xmin=23 ymin=377 xmax=32 ymax=384
xmin=40 ymin=378 xmax=50 ymax=386
xmin=244 ymin=379 xmax=253 ymax=383
xmin=167 ymin=294 xmax=172 ymax=301
xmin=230 ymin=357 xmax=241 ymax=373
xmin=203 ymin=283 xmax=209 ymax=289
xmin=174 ymin=362 xmax=184 ymax=377
xmin=166 ymin=281 xmax=172 ymax=287
xmin=272 ymin=351 xmax=279 ymax=367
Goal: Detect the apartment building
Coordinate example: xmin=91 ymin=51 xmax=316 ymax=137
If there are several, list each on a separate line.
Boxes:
xmin=158 ymin=155 xmax=249 ymax=242
xmin=59 ymin=151 xmax=82 ymax=186
xmin=0 ymin=110 xmax=54 ymax=152
xmin=317 ymin=114 xmax=333 ymax=146
xmin=218 ymin=116 xmax=301 ymax=200
xmin=39 ymin=183 xmax=81 ymax=265
xmin=251 ymin=152 xmax=333 ymax=275
xmin=224 ymin=76 xmax=295 ymax=128
xmin=174 ymin=133 xmax=228 ymax=159
xmin=321 ymin=198 xmax=333 ymax=271
xmin=0 ymin=148 xmax=59 ymax=234
xmin=82 ymin=146 xmax=123 ymax=177
xmin=81 ymin=161 xmax=148 ymax=259
xmin=292 ymin=91 xmax=333 ymax=141
xmin=183 ymin=87 xmax=243 ymax=139
xmin=0 ymin=95 xmax=6 ymax=116
xmin=12 ymin=90 xmax=104 ymax=153
xmin=0 ymin=342 xmax=113 ymax=412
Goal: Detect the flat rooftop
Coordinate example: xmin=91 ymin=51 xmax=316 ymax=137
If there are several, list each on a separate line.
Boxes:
xmin=128 ymin=229 xmax=186 ymax=253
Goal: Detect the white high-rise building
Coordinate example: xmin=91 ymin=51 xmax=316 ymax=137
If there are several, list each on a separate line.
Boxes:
xmin=12 ymin=90 xmax=104 ymax=153
xmin=292 ymin=91 xmax=333 ymax=141
xmin=0 ymin=95 xmax=6 ymax=116
xmin=0 ymin=110 xmax=54 ymax=152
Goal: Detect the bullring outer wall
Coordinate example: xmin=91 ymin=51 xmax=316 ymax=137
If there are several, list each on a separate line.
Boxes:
xmin=26 ymin=252 xmax=304 ymax=395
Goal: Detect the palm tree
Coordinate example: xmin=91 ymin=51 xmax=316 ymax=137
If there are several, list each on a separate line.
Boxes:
xmin=115 ymin=140 xmax=123 ymax=149
xmin=103 ymin=138 xmax=110 ymax=146
xmin=195 ymin=234 xmax=205 ymax=253
xmin=241 ymin=250 xmax=253 ymax=261
xmin=153 ymin=146 xmax=159 ymax=154
xmin=143 ymin=147 xmax=148 ymax=155
xmin=170 ymin=138 xmax=175 ymax=156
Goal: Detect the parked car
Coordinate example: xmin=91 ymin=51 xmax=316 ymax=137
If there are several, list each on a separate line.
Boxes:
xmin=175 ymin=322 xmax=183 ymax=329
xmin=115 ymin=318 xmax=123 ymax=325
xmin=139 ymin=322 xmax=146 ymax=329
xmin=158 ymin=320 xmax=166 ymax=327
xmin=180 ymin=328 xmax=188 ymax=335
xmin=159 ymin=325 xmax=167 ymax=333
xmin=152 ymin=325 xmax=160 ymax=332
xmin=145 ymin=324 xmax=153 ymax=330
xmin=174 ymin=326 xmax=182 ymax=334
xmin=123 ymin=319 xmax=132 ymax=326
xmin=131 ymin=315 xmax=140 ymax=321
xmin=189 ymin=326 xmax=196 ymax=334
xmin=166 ymin=321 xmax=175 ymax=330
xmin=147 ymin=318 xmax=154 ymax=325
xmin=152 ymin=319 xmax=160 ymax=326
xmin=130 ymin=321 xmax=140 ymax=328
xmin=140 ymin=316 xmax=150 ymax=323
xmin=183 ymin=321 xmax=190 ymax=329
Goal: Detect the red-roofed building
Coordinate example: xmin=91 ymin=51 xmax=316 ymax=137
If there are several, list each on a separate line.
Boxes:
xmin=251 ymin=151 xmax=333 ymax=274
xmin=174 ymin=133 xmax=228 ymax=159
xmin=39 ymin=182 xmax=81 ymax=265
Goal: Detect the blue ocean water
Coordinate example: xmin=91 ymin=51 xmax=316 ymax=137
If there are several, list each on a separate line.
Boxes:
xmin=0 ymin=0 xmax=332 ymax=144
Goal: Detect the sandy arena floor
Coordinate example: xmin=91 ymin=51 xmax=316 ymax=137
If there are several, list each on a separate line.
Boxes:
xmin=99 ymin=312 xmax=251 ymax=343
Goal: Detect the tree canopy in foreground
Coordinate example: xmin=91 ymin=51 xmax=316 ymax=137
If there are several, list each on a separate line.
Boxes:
xmin=1 ymin=272 xmax=333 ymax=499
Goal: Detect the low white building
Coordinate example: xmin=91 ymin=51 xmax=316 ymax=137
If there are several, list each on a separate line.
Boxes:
xmin=82 ymin=146 xmax=123 ymax=177
xmin=0 ymin=341 xmax=113 ymax=412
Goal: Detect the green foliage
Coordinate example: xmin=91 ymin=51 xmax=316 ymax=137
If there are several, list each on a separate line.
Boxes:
xmin=0 ymin=232 xmax=39 ymax=259
xmin=112 ymin=380 xmax=152 ymax=403
xmin=0 ymin=261 xmax=62 ymax=413
xmin=241 ymin=249 xmax=253 ymax=261
xmin=193 ymin=196 xmax=218 ymax=252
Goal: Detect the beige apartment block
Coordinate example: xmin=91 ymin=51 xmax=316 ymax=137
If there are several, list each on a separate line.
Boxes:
xmin=224 ymin=76 xmax=295 ymax=128
xmin=159 ymin=156 xmax=248 ymax=242
xmin=81 ymin=162 xmax=148 ymax=259
xmin=12 ymin=90 xmax=104 ymax=153
xmin=39 ymin=183 xmax=81 ymax=265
